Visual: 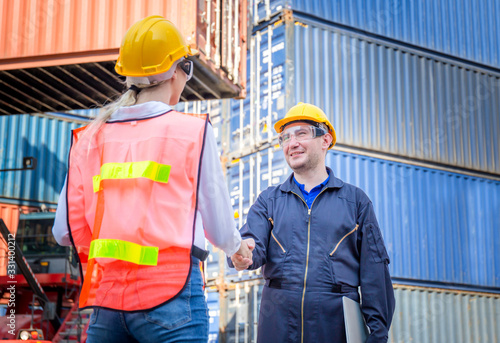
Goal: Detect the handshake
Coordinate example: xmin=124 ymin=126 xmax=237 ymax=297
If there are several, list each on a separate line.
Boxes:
xmin=230 ymin=238 xmax=255 ymax=271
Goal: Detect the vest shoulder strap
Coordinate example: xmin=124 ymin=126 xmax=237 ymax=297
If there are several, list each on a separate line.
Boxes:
xmin=174 ymin=111 xmax=209 ymax=123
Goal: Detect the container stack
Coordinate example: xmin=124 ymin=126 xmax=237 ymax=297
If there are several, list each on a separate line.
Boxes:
xmin=182 ymin=1 xmax=500 ymax=342
xmin=0 ymin=0 xmax=498 ymax=341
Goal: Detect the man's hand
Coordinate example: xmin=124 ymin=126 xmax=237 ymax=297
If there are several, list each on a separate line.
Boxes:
xmin=231 ymin=238 xmax=255 ymax=271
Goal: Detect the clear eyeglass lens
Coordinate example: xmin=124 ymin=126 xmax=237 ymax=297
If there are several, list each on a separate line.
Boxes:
xmin=279 ymin=126 xmax=315 ymax=147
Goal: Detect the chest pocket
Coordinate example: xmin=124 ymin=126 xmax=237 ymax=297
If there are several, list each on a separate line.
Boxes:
xmin=328 ymin=224 xmax=360 ymax=287
xmin=270 ymin=227 xmax=286 ymax=254
xmin=265 ymin=212 xmax=288 ymax=280
xmin=267 ymin=198 xmax=286 ymax=255
xmin=329 ymin=224 xmax=359 ymax=257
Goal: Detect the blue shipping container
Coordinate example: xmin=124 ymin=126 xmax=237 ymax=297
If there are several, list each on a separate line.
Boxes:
xmin=226 ymin=147 xmax=500 ymax=289
xmin=252 ymin=0 xmax=500 ymax=68
xmin=0 ymin=114 xmax=81 ymax=206
xmin=175 ymin=99 xmax=228 ymax=153
xmin=327 ymin=150 xmax=500 ymax=289
xmin=206 ymin=291 xmax=220 ymax=343
xmin=238 ymin=20 xmax=500 ymax=174
xmin=230 ymin=24 xmax=288 ymax=153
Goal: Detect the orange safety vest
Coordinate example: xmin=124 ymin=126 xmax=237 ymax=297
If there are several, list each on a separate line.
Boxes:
xmin=66 ymin=110 xmax=208 ymax=311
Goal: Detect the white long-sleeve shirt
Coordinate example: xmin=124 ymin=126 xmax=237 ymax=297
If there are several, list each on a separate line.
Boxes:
xmin=52 ymin=101 xmax=241 ymax=256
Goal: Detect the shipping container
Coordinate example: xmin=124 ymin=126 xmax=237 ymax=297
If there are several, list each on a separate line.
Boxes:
xmin=206 ymin=283 xmax=500 ymax=343
xmin=206 ymin=290 xmax=221 ymax=343
xmin=223 ymin=148 xmax=500 ymax=289
xmin=234 ymin=18 xmax=500 ymax=175
xmin=228 ymin=147 xmax=288 ymax=230
xmin=327 ymin=151 xmax=500 ymax=289
xmin=174 ymin=99 xmax=232 ymax=154
xmin=389 ymin=285 xmax=500 ymax=343
xmin=0 ymin=114 xmax=80 ymax=206
xmin=212 ymin=280 xmax=263 ymax=343
xmin=251 ymin=0 xmax=500 ymax=68
xmin=230 ymin=22 xmax=289 ymax=155
xmin=0 ymin=0 xmax=247 ymax=115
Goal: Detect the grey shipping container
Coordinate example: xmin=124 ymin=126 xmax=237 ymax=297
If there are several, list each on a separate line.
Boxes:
xmin=207 ymin=282 xmax=500 ymax=343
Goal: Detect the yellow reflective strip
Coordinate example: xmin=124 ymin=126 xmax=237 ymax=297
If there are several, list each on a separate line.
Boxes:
xmin=89 ymin=239 xmax=159 ymax=266
xmin=92 ymin=161 xmax=171 ymax=192
xmin=93 ymin=175 xmax=101 ymax=192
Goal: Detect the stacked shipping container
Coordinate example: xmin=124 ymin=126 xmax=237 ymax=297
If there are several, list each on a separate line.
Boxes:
xmin=0 ymin=114 xmax=82 ymax=207
xmin=0 ymin=113 xmax=80 ymax=275
xmin=1 ymin=0 xmax=499 ymax=341
xmin=183 ymin=1 xmax=500 ymax=342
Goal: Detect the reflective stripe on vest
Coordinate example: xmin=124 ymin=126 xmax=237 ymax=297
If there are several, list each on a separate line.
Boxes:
xmin=93 ymin=161 xmax=171 ymax=192
xmin=89 ymin=238 xmax=159 ymax=266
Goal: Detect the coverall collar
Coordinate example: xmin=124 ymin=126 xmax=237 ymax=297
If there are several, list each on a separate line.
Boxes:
xmin=280 ymin=166 xmax=344 ymax=193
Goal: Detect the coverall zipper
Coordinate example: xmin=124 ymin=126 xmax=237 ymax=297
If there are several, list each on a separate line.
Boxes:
xmin=292 ymin=188 xmax=328 ymax=343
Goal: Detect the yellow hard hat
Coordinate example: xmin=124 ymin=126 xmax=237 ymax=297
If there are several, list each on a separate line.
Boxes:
xmin=115 ymin=15 xmax=193 ymax=77
xmin=274 ymin=102 xmax=336 ymax=148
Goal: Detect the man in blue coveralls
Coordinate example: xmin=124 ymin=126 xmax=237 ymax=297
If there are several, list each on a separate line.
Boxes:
xmin=229 ymin=102 xmax=395 ymax=343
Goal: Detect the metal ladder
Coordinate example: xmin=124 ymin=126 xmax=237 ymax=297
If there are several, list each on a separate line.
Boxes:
xmin=52 ymin=301 xmax=93 ymax=343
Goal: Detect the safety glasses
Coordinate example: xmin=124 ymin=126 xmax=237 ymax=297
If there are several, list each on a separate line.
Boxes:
xmin=278 ymin=125 xmax=327 ymax=148
xmin=179 ymin=59 xmax=194 ymax=81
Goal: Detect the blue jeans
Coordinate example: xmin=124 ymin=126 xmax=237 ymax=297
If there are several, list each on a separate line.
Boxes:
xmin=86 ymin=258 xmax=208 ymax=343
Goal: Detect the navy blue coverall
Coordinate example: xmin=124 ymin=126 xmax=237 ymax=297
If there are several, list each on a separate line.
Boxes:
xmin=229 ymin=168 xmax=395 ymax=342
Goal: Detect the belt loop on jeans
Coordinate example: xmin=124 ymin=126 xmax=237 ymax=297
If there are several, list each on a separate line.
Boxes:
xmin=192 ymin=245 xmax=209 ymax=262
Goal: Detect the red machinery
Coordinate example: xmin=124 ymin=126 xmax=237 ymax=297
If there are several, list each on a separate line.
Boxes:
xmin=0 ymin=214 xmax=90 ymax=342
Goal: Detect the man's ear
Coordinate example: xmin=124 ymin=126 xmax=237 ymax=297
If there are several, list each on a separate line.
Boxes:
xmin=323 ymin=133 xmax=333 ymax=149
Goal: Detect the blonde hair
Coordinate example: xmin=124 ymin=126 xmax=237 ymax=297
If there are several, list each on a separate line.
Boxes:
xmin=83 ymin=78 xmax=169 ymax=143
xmin=79 ymin=54 xmax=180 ymax=156
xmin=78 ymin=83 xmax=147 ymax=156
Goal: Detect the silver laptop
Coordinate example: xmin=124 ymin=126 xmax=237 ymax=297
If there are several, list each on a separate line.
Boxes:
xmin=343 ymin=296 xmax=370 ymax=343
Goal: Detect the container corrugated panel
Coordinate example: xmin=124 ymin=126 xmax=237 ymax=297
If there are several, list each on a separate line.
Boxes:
xmin=222 ymin=147 xmax=500 ymax=288
xmin=0 ymin=203 xmax=37 ymax=275
xmin=175 ymin=99 xmax=229 ymax=153
xmin=68 ymin=108 xmax=100 ymax=119
xmin=252 ymin=0 xmax=500 ymax=67
xmin=1 ymin=0 xmax=184 ymax=60
xmin=0 ymin=114 xmax=80 ymax=206
xmin=293 ymin=21 xmax=500 ymax=174
xmin=205 ymin=244 xmax=223 ymax=281
xmin=202 ymin=284 xmax=500 ymax=343
xmin=225 ymin=147 xmax=288 ymax=278
xmin=0 ymin=0 xmax=246 ymax=89
xmin=389 ymin=286 xmax=500 ymax=343
xmin=326 ymin=150 xmax=500 ymax=288
xmin=240 ymin=21 xmax=500 ymax=174
xmin=215 ymin=282 xmax=262 ymax=343
xmin=206 ymin=290 xmax=220 ymax=343
xmin=230 ymin=23 xmax=288 ymax=153
xmin=228 ymin=148 xmax=289 ymax=230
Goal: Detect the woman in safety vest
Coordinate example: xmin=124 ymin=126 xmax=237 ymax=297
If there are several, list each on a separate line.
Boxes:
xmin=53 ymin=15 xmax=253 ymax=343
